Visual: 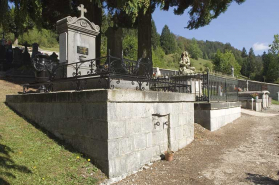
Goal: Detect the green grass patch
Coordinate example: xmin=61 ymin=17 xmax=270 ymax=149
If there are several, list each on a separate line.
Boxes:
xmin=40 ymin=46 xmax=59 ymax=53
xmin=272 ymin=99 xmax=279 ymax=105
xmin=190 ymin=58 xmax=213 ymax=72
xmin=0 ymin=80 xmax=106 ymax=184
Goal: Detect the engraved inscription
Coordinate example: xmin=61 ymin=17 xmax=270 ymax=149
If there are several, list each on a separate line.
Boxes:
xmin=77 ymin=46 xmax=88 ymax=55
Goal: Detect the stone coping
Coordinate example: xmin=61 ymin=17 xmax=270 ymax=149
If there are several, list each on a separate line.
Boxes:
xmin=238 ymin=91 xmax=270 ymax=95
xmin=194 ymin=101 xmax=241 ymax=110
xmin=6 ymin=89 xmax=195 ymax=103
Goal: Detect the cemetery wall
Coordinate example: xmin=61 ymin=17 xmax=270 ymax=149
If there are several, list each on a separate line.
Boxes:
xmin=238 ymin=79 xmax=279 ymax=100
xmin=194 ymin=102 xmax=241 ymax=131
xmin=6 ymin=89 xmax=195 ymax=178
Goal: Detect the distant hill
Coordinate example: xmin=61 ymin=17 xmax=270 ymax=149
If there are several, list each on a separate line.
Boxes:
xmin=176 ymin=36 xmax=243 ymax=63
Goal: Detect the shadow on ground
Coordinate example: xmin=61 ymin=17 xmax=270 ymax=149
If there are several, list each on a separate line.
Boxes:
xmin=0 ymin=135 xmax=32 ymax=185
xmin=0 ymin=76 xmax=35 ymax=86
xmin=246 ymin=173 xmax=279 ymax=185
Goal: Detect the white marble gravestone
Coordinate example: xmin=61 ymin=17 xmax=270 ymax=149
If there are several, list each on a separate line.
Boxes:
xmin=56 ymin=4 xmax=100 ymax=77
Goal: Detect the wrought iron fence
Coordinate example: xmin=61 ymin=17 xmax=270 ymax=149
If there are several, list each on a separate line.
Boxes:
xmin=23 ymin=52 xmax=191 ymax=94
xmin=182 ymin=73 xmax=239 ymax=102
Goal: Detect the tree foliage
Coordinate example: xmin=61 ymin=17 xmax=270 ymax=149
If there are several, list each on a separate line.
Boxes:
xmin=188 ymin=38 xmax=203 ymax=60
xmin=268 ymin=34 xmax=279 ymax=55
xmin=213 ymin=50 xmax=241 ymax=76
xmin=151 ymin=19 xmax=160 ymax=49
xmin=160 ymin=25 xmax=176 ymax=54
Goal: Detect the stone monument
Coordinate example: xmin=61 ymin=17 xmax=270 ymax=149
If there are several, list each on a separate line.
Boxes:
xmin=179 ymin=51 xmax=195 ymax=75
xmin=1 ymin=32 xmax=5 ymax=46
xmin=56 ymin=4 xmax=100 ymax=77
xmin=32 ymin=43 xmax=39 ymax=58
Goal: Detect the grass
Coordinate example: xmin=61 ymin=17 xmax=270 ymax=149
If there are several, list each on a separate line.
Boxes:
xmin=40 ymin=46 xmax=59 ymax=53
xmin=272 ymin=99 xmax=279 ymax=105
xmin=0 ymin=80 xmax=106 ymax=184
xmin=190 ymin=58 xmax=213 ymax=72
xmin=161 ymin=54 xmax=213 ymax=71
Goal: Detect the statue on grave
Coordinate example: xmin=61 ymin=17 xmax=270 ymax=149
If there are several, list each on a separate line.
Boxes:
xmin=179 ymin=51 xmax=195 ymax=75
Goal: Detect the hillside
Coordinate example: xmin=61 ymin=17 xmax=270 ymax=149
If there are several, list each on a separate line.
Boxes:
xmin=0 ymin=80 xmax=106 ymax=184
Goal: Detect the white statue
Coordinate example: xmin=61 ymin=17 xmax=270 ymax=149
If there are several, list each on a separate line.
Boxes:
xmin=179 ymin=51 xmax=195 ymax=75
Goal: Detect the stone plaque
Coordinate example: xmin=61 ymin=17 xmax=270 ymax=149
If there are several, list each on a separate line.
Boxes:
xmin=77 ymin=46 xmax=88 ymax=55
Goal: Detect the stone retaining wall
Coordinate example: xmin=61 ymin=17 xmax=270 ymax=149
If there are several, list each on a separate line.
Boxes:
xmin=194 ymin=102 xmax=241 ymax=131
xmin=6 ymin=89 xmax=195 ymax=178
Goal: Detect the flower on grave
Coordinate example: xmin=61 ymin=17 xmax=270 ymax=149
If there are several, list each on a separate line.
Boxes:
xmin=76 ymin=156 xmax=80 ymax=159
xmin=88 ymin=159 xmax=91 ymax=162
xmin=42 ymin=178 xmax=45 ymax=180
xmin=250 ymin=93 xmax=259 ymax=98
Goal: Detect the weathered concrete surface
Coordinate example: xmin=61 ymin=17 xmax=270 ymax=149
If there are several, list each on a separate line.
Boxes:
xmin=194 ymin=102 xmax=241 ymax=131
xmin=6 ymin=89 xmax=195 ymax=178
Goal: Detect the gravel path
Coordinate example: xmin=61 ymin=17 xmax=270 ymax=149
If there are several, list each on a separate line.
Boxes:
xmin=115 ymin=107 xmax=279 ymax=185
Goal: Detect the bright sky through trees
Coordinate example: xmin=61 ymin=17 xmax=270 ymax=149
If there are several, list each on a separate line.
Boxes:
xmin=153 ymin=0 xmax=279 ymax=55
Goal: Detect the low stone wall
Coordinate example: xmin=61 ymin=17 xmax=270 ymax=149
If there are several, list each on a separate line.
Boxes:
xmin=6 ymin=89 xmax=195 ymax=178
xmin=194 ymin=102 xmax=241 ymax=131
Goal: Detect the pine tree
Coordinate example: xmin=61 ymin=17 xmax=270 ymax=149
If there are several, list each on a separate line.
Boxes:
xmin=151 ymin=19 xmax=160 ymax=50
xmin=160 ymin=25 xmax=176 ymax=54
xmin=189 ymin=38 xmax=203 ymax=60
xmin=241 ymin=47 xmax=248 ymax=58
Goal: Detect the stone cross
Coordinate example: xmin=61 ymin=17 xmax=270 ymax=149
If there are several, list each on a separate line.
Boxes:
xmin=78 ymin=4 xmax=87 ymax=18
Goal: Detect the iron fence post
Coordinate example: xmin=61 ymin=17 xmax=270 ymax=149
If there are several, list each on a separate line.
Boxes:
xmin=207 ymin=71 xmax=210 ymax=102
xmin=107 ymin=49 xmax=111 ymax=89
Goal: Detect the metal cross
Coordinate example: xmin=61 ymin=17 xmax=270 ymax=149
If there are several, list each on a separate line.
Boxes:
xmin=78 ymin=4 xmax=87 ymax=18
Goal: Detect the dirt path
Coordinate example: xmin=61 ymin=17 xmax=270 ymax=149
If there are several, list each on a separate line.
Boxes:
xmin=115 ymin=109 xmax=279 ymax=185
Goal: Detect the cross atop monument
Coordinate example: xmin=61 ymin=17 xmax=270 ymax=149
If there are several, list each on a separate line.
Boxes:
xmin=78 ymin=4 xmax=87 ymax=18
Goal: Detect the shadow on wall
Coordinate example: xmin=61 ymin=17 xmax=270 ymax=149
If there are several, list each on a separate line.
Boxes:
xmin=0 ymin=135 xmax=32 ymax=185
xmin=246 ymin=173 xmax=279 ymax=185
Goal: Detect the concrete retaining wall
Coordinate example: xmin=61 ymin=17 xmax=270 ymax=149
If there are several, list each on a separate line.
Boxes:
xmin=194 ymin=102 xmax=241 ymax=131
xmin=6 ymin=89 xmax=195 ymax=178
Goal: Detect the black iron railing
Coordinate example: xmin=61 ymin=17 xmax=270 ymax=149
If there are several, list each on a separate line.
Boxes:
xmin=172 ymin=73 xmax=239 ymax=102
xmin=23 ymin=52 xmax=191 ymax=94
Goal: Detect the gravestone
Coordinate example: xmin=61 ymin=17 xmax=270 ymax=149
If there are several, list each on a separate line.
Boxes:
xmin=22 ymin=44 xmax=31 ymax=65
xmin=4 ymin=44 xmax=13 ymax=70
xmin=32 ymin=43 xmax=39 ymax=58
xmin=1 ymin=32 xmax=5 ymax=46
xmin=0 ymin=45 xmax=6 ymax=70
xmin=13 ymin=47 xmax=22 ymax=65
xmin=106 ymin=27 xmax=122 ymax=58
xmin=56 ymin=4 xmax=100 ymax=77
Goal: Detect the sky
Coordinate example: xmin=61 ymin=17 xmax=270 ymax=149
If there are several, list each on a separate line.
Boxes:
xmin=152 ymin=0 xmax=279 ymax=55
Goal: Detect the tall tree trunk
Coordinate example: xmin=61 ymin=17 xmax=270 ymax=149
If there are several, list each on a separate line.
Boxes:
xmin=138 ymin=6 xmax=152 ymax=60
xmin=138 ymin=5 xmax=153 ymax=75
xmin=13 ymin=33 xmax=19 ymax=46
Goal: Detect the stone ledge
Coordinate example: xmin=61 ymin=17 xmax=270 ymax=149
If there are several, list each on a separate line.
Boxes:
xmin=194 ymin=101 xmax=241 ymax=110
xmin=6 ymin=89 xmax=195 ymax=104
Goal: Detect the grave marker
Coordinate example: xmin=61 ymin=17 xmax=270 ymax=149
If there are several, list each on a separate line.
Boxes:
xmin=56 ymin=4 xmax=100 ymax=77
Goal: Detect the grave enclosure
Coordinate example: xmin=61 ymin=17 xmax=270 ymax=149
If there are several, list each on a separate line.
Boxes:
xmin=5 ymin=4 xmax=242 ymax=179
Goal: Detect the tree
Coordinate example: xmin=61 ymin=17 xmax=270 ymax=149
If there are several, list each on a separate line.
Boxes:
xmin=104 ymin=0 xmax=246 ymax=72
xmin=151 ymin=19 xmax=160 ymax=49
xmin=1 ymin=0 xmax=42 ymax=45
xmin=188 ymin=38 xmax=202 ymax=60
xmin=241 ymin=47 xmax=247 ymax=58
xmin=247 ymin=47 xmax=256 ymax=78
xmin=160 ymin=25 xmax=177 ymax=54
xmin=213 ymin=50 xmax=241 ymax=76
xmin=269 ymin=34 xmax=279 ymax=55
